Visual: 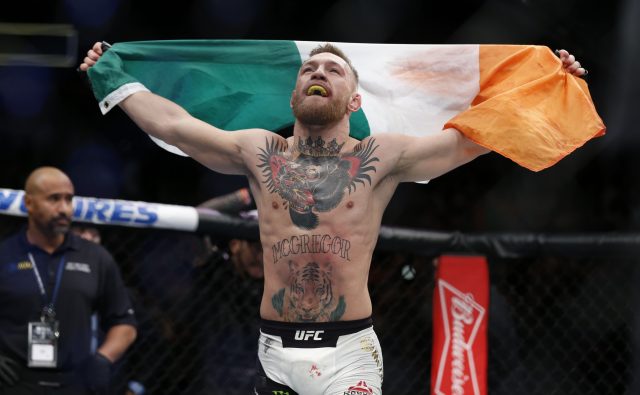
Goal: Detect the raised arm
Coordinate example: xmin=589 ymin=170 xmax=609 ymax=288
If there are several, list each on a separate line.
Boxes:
xmin=80 ymin=42 xmax=265 ymax=176
xmin=385 ymin=129 xmax=489 ymax=183
xmin=118 ymin=90 xmax=262 ymax=175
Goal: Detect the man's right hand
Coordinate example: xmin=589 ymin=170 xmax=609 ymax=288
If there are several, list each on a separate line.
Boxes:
xmin=0 ymin=353 xmax=19 ymax=387
xmin=78 ymin=41 xmax=105 ymax=72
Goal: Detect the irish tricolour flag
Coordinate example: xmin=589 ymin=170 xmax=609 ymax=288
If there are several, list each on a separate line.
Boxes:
xmin=88 ymin=40 xmax=605 ymax=171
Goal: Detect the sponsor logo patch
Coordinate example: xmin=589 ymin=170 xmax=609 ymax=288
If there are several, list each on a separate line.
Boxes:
xmin=294 ymin=330 xmax=324 ymax=341
xmin=344 ymin=380 xmax=373 ymax=395
xmin=434 ymin=279 xmax=486 ymax=395
xmin=263 ymin=337 xmax=274 ymax=355
xmin=65 ymin=261 xmax=91 ymax=273
xmin=360 ymin=336 xmax=383 ymax=379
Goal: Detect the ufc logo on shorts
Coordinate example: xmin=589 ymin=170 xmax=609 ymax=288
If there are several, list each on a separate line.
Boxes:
xmin=294 ymin=330 xmax=324 ymax=341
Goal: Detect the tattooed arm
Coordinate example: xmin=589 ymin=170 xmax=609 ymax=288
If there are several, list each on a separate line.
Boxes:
xmin=385 ymin=129 xmax=489 ymax=183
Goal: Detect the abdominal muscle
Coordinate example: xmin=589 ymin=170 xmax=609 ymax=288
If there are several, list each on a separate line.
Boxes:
xmin=258 ymin=226 xmax=375 ymax=323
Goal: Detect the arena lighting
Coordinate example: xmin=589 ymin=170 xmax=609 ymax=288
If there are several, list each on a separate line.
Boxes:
xmin=0 ymin=23 xmax=78 ymax=67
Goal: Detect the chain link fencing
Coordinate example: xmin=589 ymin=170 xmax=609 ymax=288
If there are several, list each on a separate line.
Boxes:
xmin=0 ymin=215 xmax=635 ymax=394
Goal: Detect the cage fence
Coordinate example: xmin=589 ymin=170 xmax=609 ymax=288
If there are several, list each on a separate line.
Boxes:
xmin=0 ymin=215 xmax=636 ymax=395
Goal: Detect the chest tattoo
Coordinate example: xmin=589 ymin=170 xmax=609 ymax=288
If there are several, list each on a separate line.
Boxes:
xmin=257 ymin=136 xmax=380 ymax=230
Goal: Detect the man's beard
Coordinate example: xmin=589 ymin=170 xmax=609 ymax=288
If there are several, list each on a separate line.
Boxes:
xmin=51 ymin=223 xmax=70 ymax=235
xmin=292 ymin=93 xmax=349 ymax=126
xmin=45 ymin=216 xmax=71 ymax=236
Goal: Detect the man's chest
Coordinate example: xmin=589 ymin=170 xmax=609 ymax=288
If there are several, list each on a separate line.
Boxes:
xmin=0 ymin=254 xmax=98 ymax=303
xmin=251 ymin=139 xmax=383 ymax=231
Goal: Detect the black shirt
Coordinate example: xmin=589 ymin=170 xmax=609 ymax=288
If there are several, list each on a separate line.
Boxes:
xmin=0 ymin=229 xmax=136 ymax=370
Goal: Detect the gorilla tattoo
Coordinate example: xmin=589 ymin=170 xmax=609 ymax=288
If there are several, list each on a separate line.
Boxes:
xmin=257 ymin=136 xmax=380 ymax=230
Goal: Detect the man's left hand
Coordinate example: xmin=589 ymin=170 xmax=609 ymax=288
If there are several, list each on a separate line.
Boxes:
xmin=82 ymin=352 xmax=113 ymax=393
xmin=557 ymin=49 xmax=588 ymax=77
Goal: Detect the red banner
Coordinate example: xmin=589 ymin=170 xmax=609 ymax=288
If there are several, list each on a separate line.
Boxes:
xmin=431 ymin=255 xmax=489 ymax=395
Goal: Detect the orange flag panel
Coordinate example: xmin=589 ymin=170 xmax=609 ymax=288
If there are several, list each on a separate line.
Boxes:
xmin=445 ymin=45 xmax=605 ymax=171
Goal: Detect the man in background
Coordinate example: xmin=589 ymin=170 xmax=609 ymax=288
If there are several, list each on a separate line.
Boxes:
xmin=0 ymin=167 xmax=137 ymax=394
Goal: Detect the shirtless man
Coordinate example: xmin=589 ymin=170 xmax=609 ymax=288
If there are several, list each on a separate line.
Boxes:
xmin=80 ymin=42 xmax=585 ymax=394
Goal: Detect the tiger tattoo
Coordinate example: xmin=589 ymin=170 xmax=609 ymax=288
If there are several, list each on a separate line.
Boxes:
xmin=271 ymin=260 xmax=346 ymax=322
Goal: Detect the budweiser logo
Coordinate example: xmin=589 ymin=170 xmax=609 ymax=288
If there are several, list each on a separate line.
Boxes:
xmin=434 ymin=280 xmax=486 ymax=395
xmin=344 ymin=380 xmax=373 ymax=395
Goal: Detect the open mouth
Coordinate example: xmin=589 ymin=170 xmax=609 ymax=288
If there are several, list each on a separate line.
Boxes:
xmin=306 ymin=85 xmax=328 ymax=97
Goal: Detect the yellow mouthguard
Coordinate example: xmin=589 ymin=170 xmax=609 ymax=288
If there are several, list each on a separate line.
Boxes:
xmin=307 ymin=85 xmax=328 ymax=97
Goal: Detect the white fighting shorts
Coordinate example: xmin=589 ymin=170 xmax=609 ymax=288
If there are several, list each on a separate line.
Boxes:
xmin=255 ymin=317 xmax=383 ymax=395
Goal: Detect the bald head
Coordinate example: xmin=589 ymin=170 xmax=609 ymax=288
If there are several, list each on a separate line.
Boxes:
xmin=25 ymin=167 xmax=73 ymax=196
xmin=24 ymin=167 xmax=75 ymax=243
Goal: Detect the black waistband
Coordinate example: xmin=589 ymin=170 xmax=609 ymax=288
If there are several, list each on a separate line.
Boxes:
xmin=260 ymin=317 xmax=373 ymax=348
